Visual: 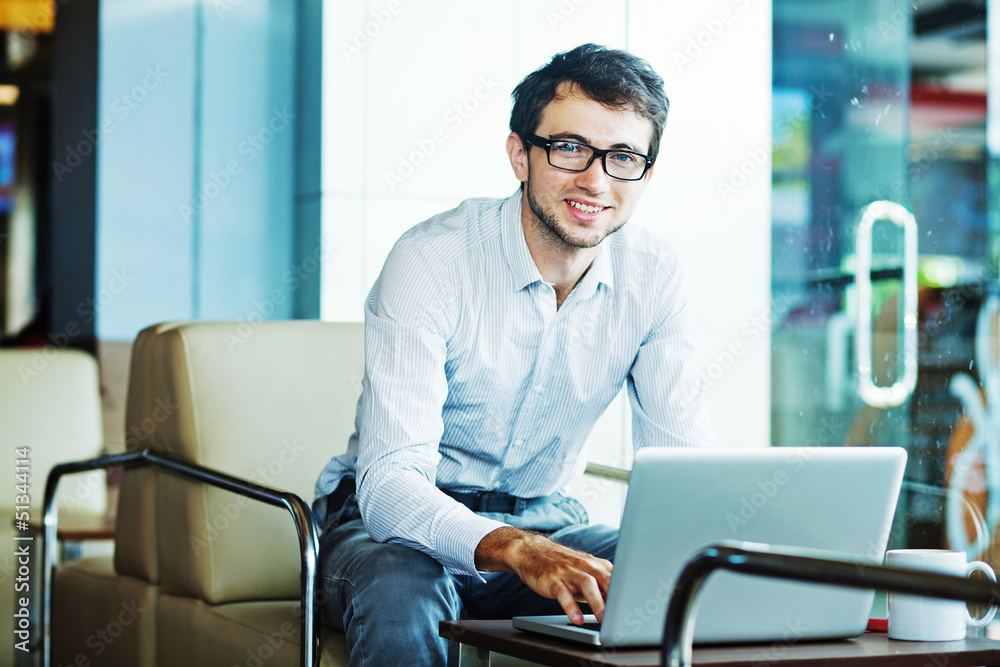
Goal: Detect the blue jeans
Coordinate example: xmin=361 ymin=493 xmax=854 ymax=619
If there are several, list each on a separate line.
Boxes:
xmin=317 ymin=485 xmax=618 ymax=667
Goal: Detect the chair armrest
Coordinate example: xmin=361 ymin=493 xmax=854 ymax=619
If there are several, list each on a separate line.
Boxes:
xmin=661 ymin=541 xmax=1000 ymax=667
xmin=583 ymin=462 xmax=630 ymax=483
xmin=41 ymin=449 xmax=320 ymax=667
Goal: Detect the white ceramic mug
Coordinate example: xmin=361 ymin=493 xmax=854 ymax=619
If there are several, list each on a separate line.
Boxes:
xmin=886 ymin=549 xmax=997 ymax=641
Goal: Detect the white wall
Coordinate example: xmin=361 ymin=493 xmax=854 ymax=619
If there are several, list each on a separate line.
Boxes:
xmin=628 ymin=0 xmax=773 ymax=454
xmin=320 ymin=0 xmax=772 ymax=522
xmin=320 ymin=0 xmax=630 ymax=318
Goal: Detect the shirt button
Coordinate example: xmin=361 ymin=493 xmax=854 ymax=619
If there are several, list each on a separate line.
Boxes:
xmin=533 ymin=384 xmax=543 ymax=394
xmin=513 ymin=439 xmax=524 ymax=447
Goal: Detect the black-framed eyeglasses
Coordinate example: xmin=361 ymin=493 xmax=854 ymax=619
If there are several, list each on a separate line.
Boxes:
xmin=522 ymin=133 xmax=654 ymax=181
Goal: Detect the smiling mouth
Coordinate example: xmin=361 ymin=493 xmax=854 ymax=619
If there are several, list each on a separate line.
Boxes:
xmin=568 ymin=200 xmax=607 ymax=214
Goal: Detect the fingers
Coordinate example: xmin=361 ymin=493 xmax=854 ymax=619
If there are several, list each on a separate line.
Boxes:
xmin=591 ymin=557 xmax=613 ymax=597
xmin=505 ymin=532 xmax=613 ymax=626
xmin=555 ymin=585 xmax=585 ymax=625
xmin=577 ymin=574 xmax=606 ymax=623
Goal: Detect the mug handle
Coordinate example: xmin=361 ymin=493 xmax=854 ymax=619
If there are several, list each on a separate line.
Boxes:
xmin=965 ymin=560 xmax=997 ymax=628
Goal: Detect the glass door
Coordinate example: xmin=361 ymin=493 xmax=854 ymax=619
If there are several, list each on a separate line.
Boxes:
xmin=772 ymin=0 xmax=1000 ymax=575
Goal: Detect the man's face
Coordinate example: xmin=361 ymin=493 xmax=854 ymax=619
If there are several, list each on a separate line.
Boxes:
xmin=508 ymin=82 xmax=656 ymax=250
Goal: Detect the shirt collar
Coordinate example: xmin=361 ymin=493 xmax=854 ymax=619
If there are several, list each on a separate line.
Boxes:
xmin=500 ymin=189 xmax=616 ymax=296
xmin=500 ymin=191 xmax=544 ymax=292
xmin=574 ymin=239 xmax=614 ymax=300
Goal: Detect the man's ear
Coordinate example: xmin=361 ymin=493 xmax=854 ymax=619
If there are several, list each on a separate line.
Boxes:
xmin=506 ymin=132 xmax=529 ymax=184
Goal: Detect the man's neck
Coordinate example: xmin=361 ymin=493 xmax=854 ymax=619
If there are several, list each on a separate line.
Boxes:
xmin=522 ymin=213 xmax=598 ymax=309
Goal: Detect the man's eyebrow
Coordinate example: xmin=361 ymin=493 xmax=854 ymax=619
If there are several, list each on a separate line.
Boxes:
xmin=546 ymin=132 xmax=643 ymax=153
xmin=547 ymin=132 xmax=591 ymax=144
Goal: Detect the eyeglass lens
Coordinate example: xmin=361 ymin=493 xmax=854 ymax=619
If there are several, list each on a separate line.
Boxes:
xmin=547 ymin=140 xmax=647 ymax=180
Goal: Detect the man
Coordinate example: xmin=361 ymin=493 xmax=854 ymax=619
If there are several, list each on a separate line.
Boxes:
xmin=314 ymin=43 xmax=714 ymax=665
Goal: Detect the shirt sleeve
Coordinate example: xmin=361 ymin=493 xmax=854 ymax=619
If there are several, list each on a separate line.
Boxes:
xmin=354 ymin=236 xmax=508 ymax=577
xmin=626 ymin=251 xmax=716 ymax=450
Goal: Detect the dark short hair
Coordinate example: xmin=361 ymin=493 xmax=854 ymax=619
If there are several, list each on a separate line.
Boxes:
xmin=509 ymin=43 xmax=669 ymax=160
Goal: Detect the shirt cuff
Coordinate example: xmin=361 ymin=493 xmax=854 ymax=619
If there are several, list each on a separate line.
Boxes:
xmin=434 ymin=511 xmax=510 ymax=581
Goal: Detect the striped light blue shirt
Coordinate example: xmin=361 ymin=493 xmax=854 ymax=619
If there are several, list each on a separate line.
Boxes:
xmin=314 ymin=191 xmax=714 ymax=576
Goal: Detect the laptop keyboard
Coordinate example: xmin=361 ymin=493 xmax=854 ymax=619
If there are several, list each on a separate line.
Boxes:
xmin=581 ymin=621 xmax=602 ymax=632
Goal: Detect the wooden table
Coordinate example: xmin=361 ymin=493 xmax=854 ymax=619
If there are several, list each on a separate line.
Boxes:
xmin=24 ymin=515 xmax=115 ymax=540
xmin=440 ymin=619 xmax=1000 ymax=666
xmin=24 ymin=515 xmax=115 ymax=560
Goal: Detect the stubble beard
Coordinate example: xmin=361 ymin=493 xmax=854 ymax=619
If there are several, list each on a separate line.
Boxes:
xmin=524 ymin=168 xmax=626 ymax=251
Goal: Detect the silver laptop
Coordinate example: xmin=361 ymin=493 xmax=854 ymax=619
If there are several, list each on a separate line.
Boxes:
xmin=513 ymin=446 xmax=907 ymax=647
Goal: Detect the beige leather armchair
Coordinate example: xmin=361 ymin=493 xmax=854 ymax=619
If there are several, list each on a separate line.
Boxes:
xmin=0 ymin=348 xmax=108 ymax=665
xmin=47 ymin=321 xmax=359 ymax=666
xmin=45 ymin=320 xmax=630 ymax=666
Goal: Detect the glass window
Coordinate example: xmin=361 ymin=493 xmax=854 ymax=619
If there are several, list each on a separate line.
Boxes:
xmin=772 ymin=0 xmax=1000 ymax=598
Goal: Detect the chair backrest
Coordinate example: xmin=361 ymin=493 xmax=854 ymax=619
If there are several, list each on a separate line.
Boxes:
xmin=0 ymin=348 xmax=107 ymax=516
xmin=114 ymin=321 xmax=193 ymax=584
xmin=116 ymin=321 xmax=364 ymax=603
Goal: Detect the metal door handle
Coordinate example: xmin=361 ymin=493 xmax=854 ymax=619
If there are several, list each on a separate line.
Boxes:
xmin=855 ymin=201 xmax=918 ymax=408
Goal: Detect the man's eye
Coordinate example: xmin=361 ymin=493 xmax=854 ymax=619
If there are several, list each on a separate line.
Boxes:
xmin=611 ymin=152 xmax=638 ymax=165
xmin=551 ymin=142 xmax=582 ymax=154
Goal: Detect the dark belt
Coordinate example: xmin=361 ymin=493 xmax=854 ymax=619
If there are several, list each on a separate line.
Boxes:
xmin=441 ymin=488 xmax=561 ymax=514
xmin=325 ymin=476 xmax=358 ymax=516
xmin=327 ymin=477 xmax=557 ymax=515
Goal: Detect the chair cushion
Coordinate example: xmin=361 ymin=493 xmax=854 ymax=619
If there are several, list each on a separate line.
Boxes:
xmin=132 ymin=321 xmax=363 ymax=602
xmin=52 ymin=557 xmax=157 ymax=667
xmin=157 ymin=594 xmax=349 ymax=667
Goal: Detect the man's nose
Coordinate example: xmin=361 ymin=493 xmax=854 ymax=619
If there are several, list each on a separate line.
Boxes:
xmin=574 ymin=156 xmax=612 ymax=193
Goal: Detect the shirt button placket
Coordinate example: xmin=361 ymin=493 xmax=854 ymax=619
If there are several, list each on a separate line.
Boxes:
xmin=507 ymin=282 xmax=554 ymax=468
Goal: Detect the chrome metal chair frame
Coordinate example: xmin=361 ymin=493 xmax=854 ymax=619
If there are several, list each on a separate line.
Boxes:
xmin=662 ymin=542 xmax=1000 ymax=667
xmin=40 ymin=448 xmax=321 ymax=667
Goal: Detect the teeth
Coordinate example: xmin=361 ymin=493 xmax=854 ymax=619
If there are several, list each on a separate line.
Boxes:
xmin=569 ymin=201 xmax=603 ymax=214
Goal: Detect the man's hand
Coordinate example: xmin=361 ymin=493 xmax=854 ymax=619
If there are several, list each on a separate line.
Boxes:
xmin=475 ymin=526 xmax=613 ymax=626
